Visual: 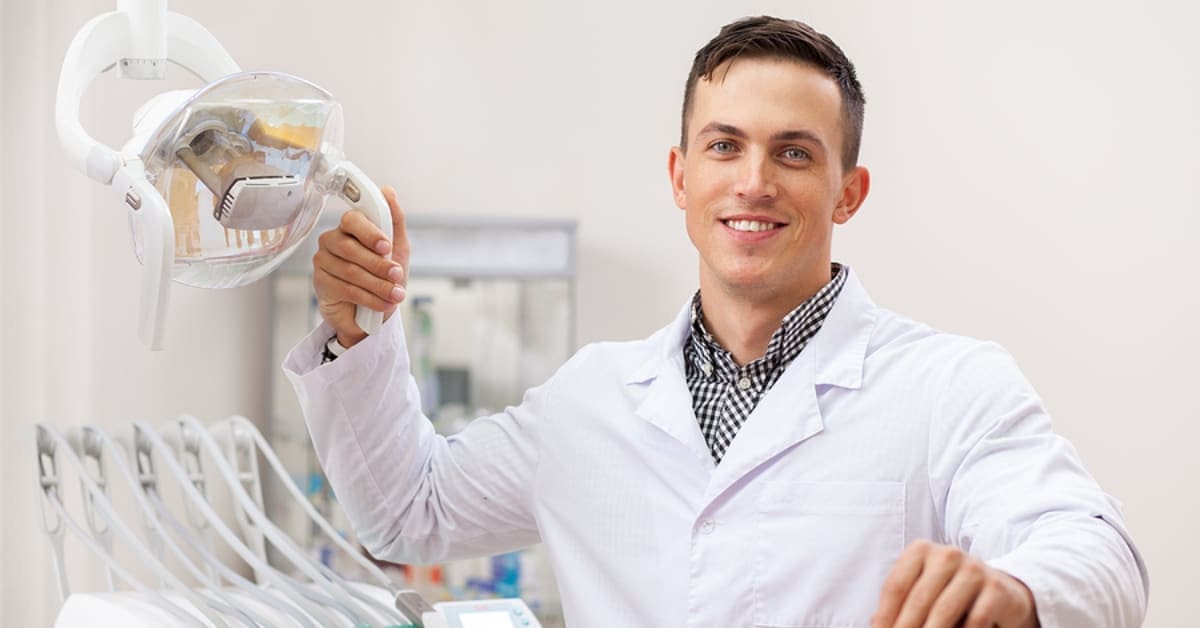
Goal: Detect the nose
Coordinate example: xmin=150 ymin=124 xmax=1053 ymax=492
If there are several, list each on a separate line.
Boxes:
xmin=734 ymin=151 xmax=777 ymax=202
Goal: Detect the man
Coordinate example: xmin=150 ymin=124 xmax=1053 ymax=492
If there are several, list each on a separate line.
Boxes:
xmin=286 ymin=16 xmax=1148 ymax=627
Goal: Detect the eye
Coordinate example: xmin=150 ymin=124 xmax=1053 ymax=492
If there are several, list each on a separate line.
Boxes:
xmin=781 ymin=147 xmax=810 ymax=161
xmin=709 ymin=140 xmax=737 ymax=154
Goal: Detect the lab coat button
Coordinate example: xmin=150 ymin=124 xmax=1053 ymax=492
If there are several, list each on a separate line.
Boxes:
xmin=699 ymin=519 xmax=715 ymax=534
xmin=737 ymin=377 xmax=752 ymax=390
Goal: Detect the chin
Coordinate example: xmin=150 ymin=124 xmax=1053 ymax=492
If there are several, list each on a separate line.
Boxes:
xmin=717 ymin=272 xmax=775 ymax=296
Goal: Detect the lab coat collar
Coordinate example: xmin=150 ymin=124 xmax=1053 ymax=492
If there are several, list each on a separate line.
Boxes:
xmin=624 ymin=266 xmax=879 ymax=478
xmin=625 ymin=266 xmax=877 ymax=389
xmin=805 ymin=266 xmax=877 ymax=391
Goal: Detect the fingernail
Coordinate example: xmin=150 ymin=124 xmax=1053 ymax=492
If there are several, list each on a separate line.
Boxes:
xmin=375 ymin=240 xmax=391 ymax=255
xmin=390 ymin=285 xmax=405 ymax=302
xmin=388 ymin=265 xmax=404 ymax=282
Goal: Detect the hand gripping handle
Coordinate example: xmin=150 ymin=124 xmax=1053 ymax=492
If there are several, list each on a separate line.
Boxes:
xmin=336 ymin=161 xmax=394 ymax=336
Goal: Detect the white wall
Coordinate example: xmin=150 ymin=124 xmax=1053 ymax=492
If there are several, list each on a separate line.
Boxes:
xmin=3 ymin=0 xmax=1197 ymax=625
xmin=0 ymin=0 xmax=6 ymax=621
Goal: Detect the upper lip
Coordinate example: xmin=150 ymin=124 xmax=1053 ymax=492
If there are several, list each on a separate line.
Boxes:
xmin=720 ymin=214 xmax=788 ymax=225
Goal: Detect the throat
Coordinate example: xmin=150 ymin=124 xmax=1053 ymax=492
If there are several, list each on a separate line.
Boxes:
xmin=698 ymin=298 xmax=782 ymax=366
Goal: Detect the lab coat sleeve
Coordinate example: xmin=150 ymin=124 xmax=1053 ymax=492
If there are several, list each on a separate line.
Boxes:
xmin=928 ymin=341 xmax=1149 ymax=628
xmin=282 ymin=314 xmax=546 ymax=564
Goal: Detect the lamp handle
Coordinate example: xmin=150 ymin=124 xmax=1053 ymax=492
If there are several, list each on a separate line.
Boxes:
xmin=112 ymin=161 xmax=173 ymax=349
xmin=337 ymin=161 xmax=394 ymax=336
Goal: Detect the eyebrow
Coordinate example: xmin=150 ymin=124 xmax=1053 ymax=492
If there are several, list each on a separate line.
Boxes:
xmin=696 ymin=122 xmax=826 ymax=152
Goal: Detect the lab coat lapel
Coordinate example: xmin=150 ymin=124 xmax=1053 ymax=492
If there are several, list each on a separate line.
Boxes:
xmin=704 ymin=268 xmax=877 ymax=503
xmin=627 ymin=303 xmax=716 ymax=469
xmin=705 ymin=348 xmax=823 ymax=501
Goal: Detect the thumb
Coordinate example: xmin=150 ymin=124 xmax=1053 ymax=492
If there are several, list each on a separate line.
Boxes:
xmin=381 ymin=185 xmax=409 ymax=267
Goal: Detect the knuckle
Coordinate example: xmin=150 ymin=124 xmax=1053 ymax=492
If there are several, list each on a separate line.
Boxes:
xmin=982 ymin=578 xmax=1005 ymax=597
xmin=961 ymin=559 xmax=985 ymax=580
xmin=320 ymin=233 xmax=344 ymax=257
xmin=933 ymin=545 xmax=964 ymax=569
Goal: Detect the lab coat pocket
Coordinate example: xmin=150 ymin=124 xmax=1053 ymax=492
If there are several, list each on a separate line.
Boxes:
xmin=754 ymin=480 xmax=905 ymax=628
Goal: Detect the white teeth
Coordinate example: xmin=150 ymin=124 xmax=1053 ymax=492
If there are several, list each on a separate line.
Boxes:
xmin=725 ymin=219 xmax=779 ymax=232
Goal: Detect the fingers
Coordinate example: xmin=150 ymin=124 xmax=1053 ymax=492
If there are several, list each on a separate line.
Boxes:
xmin=873 ymin=540 xmax=934 ymax=627
xmin=924 ymin=559 xmax=986 ymax=627
xmin=339 ymin=207 xmax=393 ymax=257
xmin=313 ymin=266 xmax=399 ymax=314
xmin=966 ymin=574 xmax=1036 ymax=628
xmin=313 ymin=246 xmax=404 ymax=309
xmin=312 ymin=187 xmax=412 ymax=341
xmin=319 ymin=219 xmax=405 ymax=282
xmin=312 ymin=208 xmax=406 ymax=334
xmin=892 ymin=544 xmax=963 ymax=628
xmin=963 ymin=580 xmax=1005 ymax=628
xmin=873 ymin=541 xmax=1037 ymax=628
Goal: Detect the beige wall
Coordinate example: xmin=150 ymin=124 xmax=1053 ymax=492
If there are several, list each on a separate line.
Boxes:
xmin=3 ymin=0 xmax=1197 ymax=625
xmin=0 ymin=0 xmax=5 ymax=622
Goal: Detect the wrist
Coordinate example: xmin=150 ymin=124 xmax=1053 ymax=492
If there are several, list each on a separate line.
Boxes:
xmin=337 ymin=330 xmax=366 ymax=349
xmin=1002 ymin=571 xmax=1040 ymax=628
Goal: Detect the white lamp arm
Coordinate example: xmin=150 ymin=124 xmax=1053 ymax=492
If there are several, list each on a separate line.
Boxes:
xmin=163 ymin=12 xmax=241 ymax=84
xmin=55 ymin=11 xmax=128 ymax=184
xmin=55 ymin=7 xmax=241 ymax=184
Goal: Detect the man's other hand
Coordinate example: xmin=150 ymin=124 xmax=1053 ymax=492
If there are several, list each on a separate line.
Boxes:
xmin=871 ymin=540 xmax=1038 ymax=628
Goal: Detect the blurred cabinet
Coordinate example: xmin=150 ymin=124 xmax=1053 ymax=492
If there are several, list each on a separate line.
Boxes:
xmin=268 ymin=214 xmax=576 ymax=627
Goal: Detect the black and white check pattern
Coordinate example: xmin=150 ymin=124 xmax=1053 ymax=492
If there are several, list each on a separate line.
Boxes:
xmin=685 ymin=263 xmax=847 ymax=464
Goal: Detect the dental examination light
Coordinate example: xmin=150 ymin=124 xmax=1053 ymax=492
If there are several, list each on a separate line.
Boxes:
xmin=56 ymin=0 xmax=392 ymax=350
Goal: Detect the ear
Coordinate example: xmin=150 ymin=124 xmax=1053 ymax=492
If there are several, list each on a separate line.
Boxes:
xmin=833 ymin=166 xmax=870 ymax=225
xmin=668 ymin=146 xmax=687 ymax=210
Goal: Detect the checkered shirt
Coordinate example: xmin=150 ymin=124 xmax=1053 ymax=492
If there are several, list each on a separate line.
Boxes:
xmin=685 ymin=263 xmax=848 ymax=464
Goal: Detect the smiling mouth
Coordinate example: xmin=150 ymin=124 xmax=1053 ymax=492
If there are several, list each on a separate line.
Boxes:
xmin=721 ymin=219 xmax=784 ymax=232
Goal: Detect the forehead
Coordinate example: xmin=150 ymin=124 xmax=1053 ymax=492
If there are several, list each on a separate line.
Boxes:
xmin=690 ymin=57 xmax=844 ymax=145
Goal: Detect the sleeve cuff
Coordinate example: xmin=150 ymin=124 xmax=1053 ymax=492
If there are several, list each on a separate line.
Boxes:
xmin=282 ymin=314 xmax=404 ymax=379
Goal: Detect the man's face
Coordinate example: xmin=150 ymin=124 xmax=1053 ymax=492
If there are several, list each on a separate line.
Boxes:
xmin=669 ymin=58 xmax=869 ymax=302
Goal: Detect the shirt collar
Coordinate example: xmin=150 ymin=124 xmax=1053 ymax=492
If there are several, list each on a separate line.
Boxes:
xmin=686 ymin=263 xmax=848 ymax=378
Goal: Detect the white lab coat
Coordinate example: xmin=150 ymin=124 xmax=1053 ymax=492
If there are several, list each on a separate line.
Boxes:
xmin=284 ymin=268 xmax=1148 ymax=628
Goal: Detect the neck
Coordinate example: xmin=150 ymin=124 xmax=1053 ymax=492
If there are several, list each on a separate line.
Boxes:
xmin=699 ymin=266 xmax=833 ymax=366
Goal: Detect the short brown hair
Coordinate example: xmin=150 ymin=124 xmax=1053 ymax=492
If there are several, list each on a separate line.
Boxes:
xmin=681 ymin=16 xmax=865 ymax=172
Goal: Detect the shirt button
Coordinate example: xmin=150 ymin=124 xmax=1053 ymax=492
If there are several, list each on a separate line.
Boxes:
xmin=699 ymin=519 xmax=715 ymax=534
xmin=701 ymin=363 xmax=712 ymax=376
xmin=737 ymin=377 xmax=752 ymax=390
